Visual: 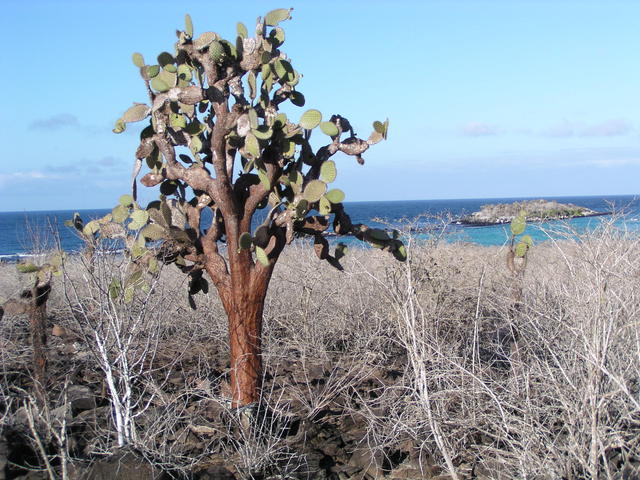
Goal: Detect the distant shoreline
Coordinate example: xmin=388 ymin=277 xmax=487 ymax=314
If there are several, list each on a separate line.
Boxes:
xmin=453 ymin=211 xmax=611 ymax=227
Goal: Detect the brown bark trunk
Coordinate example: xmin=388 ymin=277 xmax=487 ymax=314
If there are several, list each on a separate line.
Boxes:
xmin=215 ymin=256 xmax=272 ymax=408
xmin=30 ymin=303 xmax=47 ymax=388
xmin=29 ymin=283 xmax=51 ymax=401
xmin=226 ymin=292 xmax=265 ymax=407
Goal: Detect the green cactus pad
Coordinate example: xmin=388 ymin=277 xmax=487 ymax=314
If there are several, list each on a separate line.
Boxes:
xmin=269 ymin=27 xmax=285 ymax=46
xmin=209 ymin=41 xmax=226 ymax=63
xmin=119 ymin=194 xmax=135 ymax=207
xmin=320 ymin=121 xmax=339 ymax=137
xmin=320 ymin=161 xmax=337 ymax=183
xmin=248 ymin=109 xmax=259 ymax=129
xmin=245 ymin=133 xmax=260 ymax=158
xmin=184 ymin=119 xmax=205 ymax=135
xmin=158 ymin=69 xmax=177 ymax=87
xmin=319 ymin=196 xmax=331 ymax=215
xmin=510 ymin=214 xmax=526 ymax=236
xmin=303 ymin=180 xmax=326 ymax=202
xmin=157 ymin=52 xmax=174 ymax=67
xmin=282 ymin=139 xmax=296 ymax=158
xmin=113 ymin=119 xmax=126 ymax=134
xmin=83 ymin=220 xmax=100 ymax=236
xmin=170 ymin=113 xmax=187 ymax=129
xmin=258 ymin=170 xmax=271 ymax=190
xmin=393 ymin=244 xmax=407 ymax=262
xmin=274 ymin=59 xmax=293 ymax=82
xmin=265 ymin=8 xmax=292 ymax=26
xmin=325 ymin=189 xmax=345 ymax=204
xmin=151 ymin=76 xmax=171 ymax=92
xmin=146 ymin=65 xmax=160 ymax=78
xmin=289 ymin=169 xmax=302 ymax=187
xmin=112 ymin=204 xmax=129 ymax=223
xmin=178 ymin=67 xmax=193 ymax=84
xmin=289 ymin=91 xmax=305 ymax=107
xmin=132 ymin=52 xmax=145 ymax=68
xmin=184 ymin=14 xmax=193 ymax=37
xmin=261 ymin=63 xmax=272 ymax=80
xmin=514 ymin=241 xmax=529 ymax=258
xmin=237 ymin=22 xmax=248 ymax=38
xmin=299 ymin=109 xmax=322 ymax=130
xmin=521 ymin=234 xmax=533 ymax=247
xmin=238 ymin=232 xmax=252 ymax=250
xmin=287 ymin=70 xmax=300 ymax=87
xmin=141 ymin=223 xmax=166 ymax=241
xmin=108 ymin=279 xmax=121 ymax=299
xmin=295 ymin=199 xmax=309 ymax=218
xmin=49 ymin=252 xmax=64 ymax=268
xmin=123 ymin=285 xmax=135 ymax=303
xmin=129 ymin=209 xmax=149 ymax=230
xmin=147 ymin=257 xmax=159 ymax=274
xmin=122 ymin=104 xmax=150 ymax=123
xmin=368 ymin=228 xmax=390 ymax=241
xmin=253 ymin=125 xmax=273 ymax=140
xmin=16 ymin=263 xmax=40 ymax=273
xmin=190 ymin=136 xmax=203 ymax=155
xmin=255 ymin=246 xmax=269 ymax=266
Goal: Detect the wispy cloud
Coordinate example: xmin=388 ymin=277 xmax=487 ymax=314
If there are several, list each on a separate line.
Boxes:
xmin=541 ymin=118 xmax=633 ymax=138
xmin=29 ymin=113 xmax=79 ymax=131
xmin=542 ymin=120 xmax=575 ymax=138
xmin=460 ymin=122 xmax=499 ymax=136
xmin=0 ymin=171 xmax=61 ymax=187
xmin=580 ymin=119 xmax=632 ymax=137
xmin=45 ymin=156 xmax=124 ymax=175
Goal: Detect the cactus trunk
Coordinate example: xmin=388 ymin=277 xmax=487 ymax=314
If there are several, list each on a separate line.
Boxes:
xmin=227 ymin=297 xmax=264 ymax=407
xmin=216 ymin=254 xmax=272 ymax=408
xmin=29 ymin=283 xmax=51 ymax=402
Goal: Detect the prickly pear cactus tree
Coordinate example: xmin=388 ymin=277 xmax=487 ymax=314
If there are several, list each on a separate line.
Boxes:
xmin=1 ymin=253 xmax=63 ymax=399
xmin=93 ymin=9 xmax=405 ymax=407
xmin=506 ymin=210 xmax=532 ymax=276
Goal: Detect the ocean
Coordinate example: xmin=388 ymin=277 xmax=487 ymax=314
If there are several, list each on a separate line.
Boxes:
xmin=0 ymin=194 xmax=637 ymax=260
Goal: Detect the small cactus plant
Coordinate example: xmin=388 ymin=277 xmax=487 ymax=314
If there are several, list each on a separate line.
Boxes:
xmin=506 ymin=210 xmax=533 ymax=306
xmin=84 ymin=9 xmax=404 ymax=408
xmin=2 ymin=253 xmax=63 ymax=400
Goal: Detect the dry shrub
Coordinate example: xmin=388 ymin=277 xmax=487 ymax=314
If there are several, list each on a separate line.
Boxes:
xmin=2 ymin=218 xmax=639 ymax=479
xmin=353 ymin=218 xmax=640 ymax=479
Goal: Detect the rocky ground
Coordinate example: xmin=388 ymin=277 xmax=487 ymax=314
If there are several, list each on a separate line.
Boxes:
xmin=1 ymin=229 xmax=639 ymax=479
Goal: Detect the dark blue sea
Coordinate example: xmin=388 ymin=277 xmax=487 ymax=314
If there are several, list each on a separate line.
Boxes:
xmin=0 ymin=195 xmax=637 ymax=260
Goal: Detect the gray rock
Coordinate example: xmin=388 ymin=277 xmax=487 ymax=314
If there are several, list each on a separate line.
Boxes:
xmin=67 ymin=385 xmax=96 ymax=412
xmin=0 ymin=435 xmax=6 ymax=480
xmin=195 ymin=465 xmax=237 ymax=479
xmin=72 ymin=449 xmax=167 ymax=479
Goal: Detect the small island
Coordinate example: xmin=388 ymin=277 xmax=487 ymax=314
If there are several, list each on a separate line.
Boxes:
xmin=454 ymin=199 xmax=610 ymax=226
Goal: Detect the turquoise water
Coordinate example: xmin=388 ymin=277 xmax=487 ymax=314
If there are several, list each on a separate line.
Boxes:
xmin=0 ymin=194 xmax=636 ymax=259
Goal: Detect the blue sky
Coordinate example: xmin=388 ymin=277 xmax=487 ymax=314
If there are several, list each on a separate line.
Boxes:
xmin=2 ymin=0 xmax=639 ymax=211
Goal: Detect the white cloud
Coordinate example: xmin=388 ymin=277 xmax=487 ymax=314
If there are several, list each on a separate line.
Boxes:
xmin=580 ymin=119 xmax=632 ymax=137
xmin=460 ymin=122 xmax=499 ymax=136
xmin=29 ymin=114 xmax=79 ymax=131
xmin=541 ymin=118 xmax=633 ymax=137
xmin=0 ymin=171 xmax=61 ymax=186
